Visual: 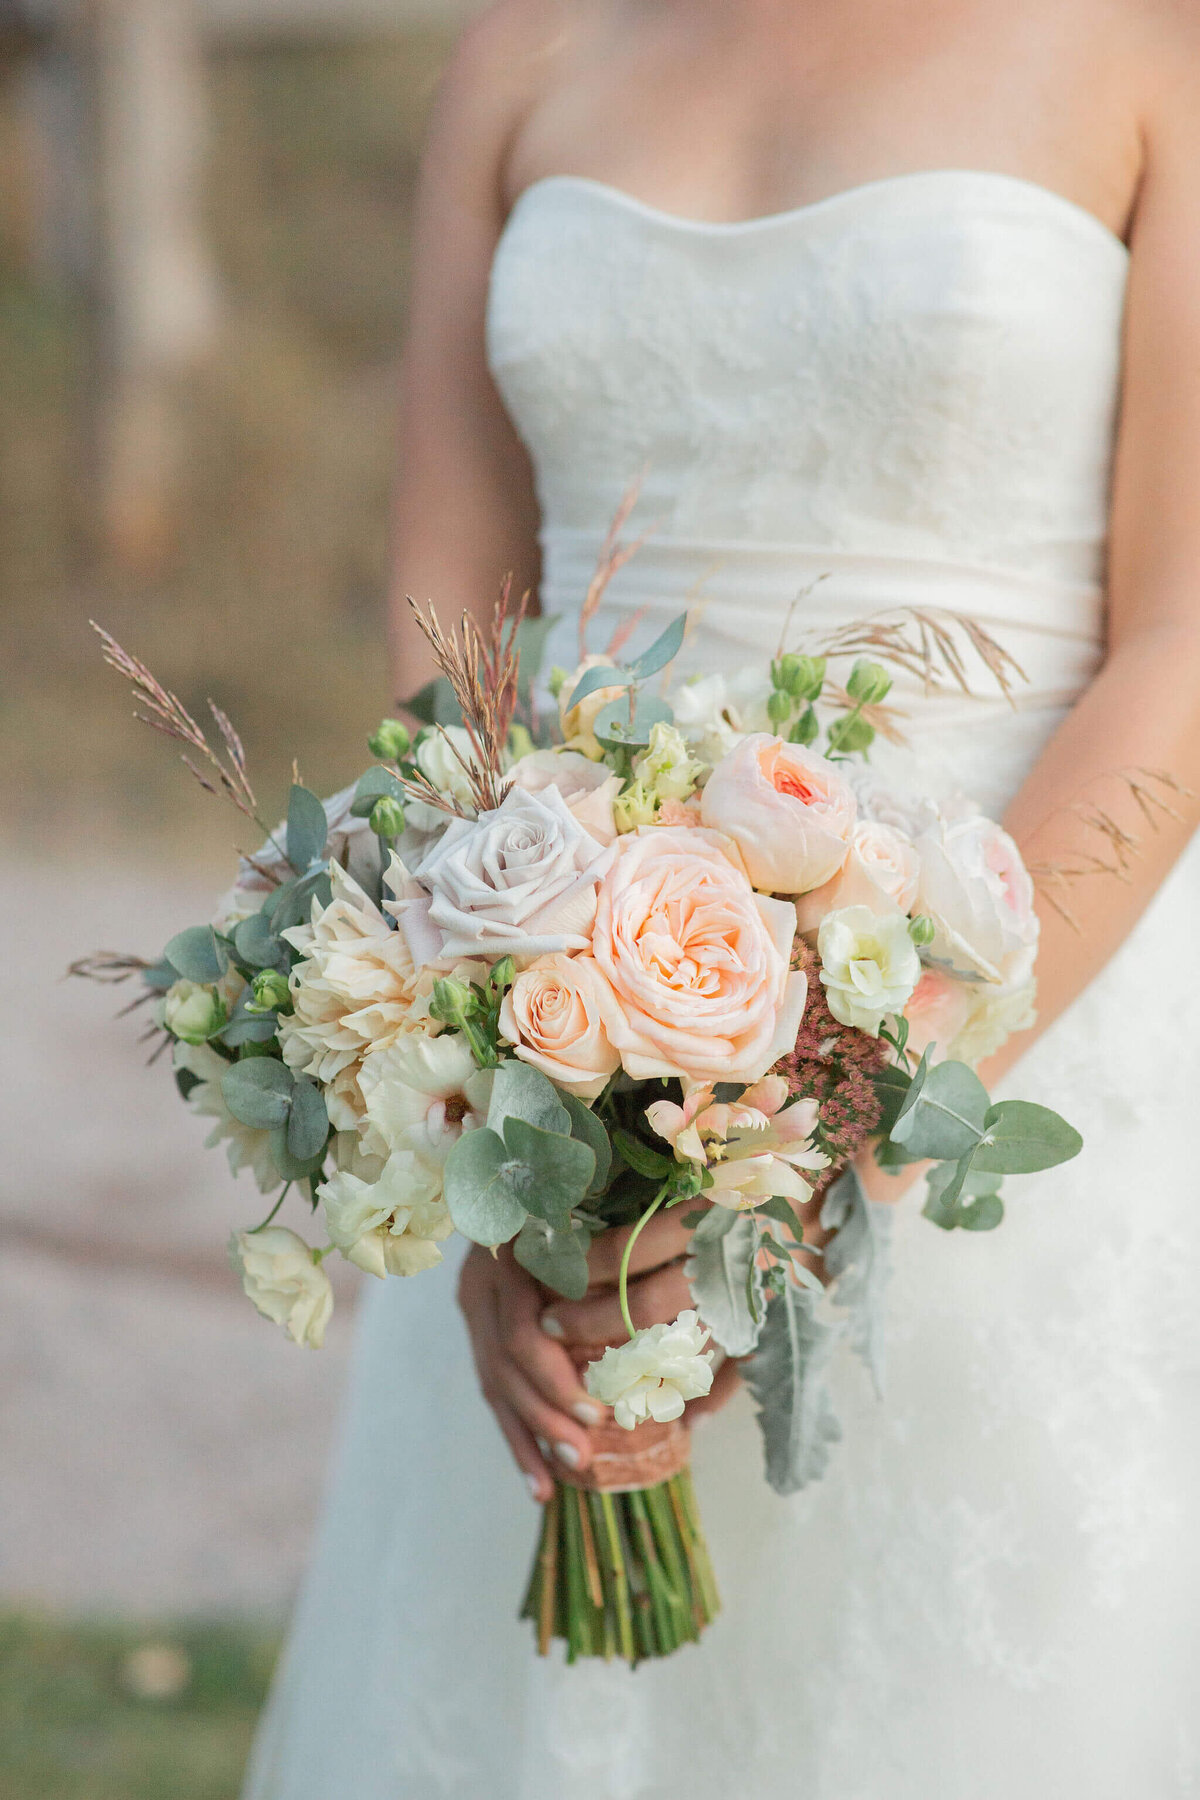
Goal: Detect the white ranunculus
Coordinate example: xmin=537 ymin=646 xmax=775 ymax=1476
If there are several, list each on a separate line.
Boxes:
xmin=162 ymin=978 xmax=225 ymax=1045
xmin=507 ymin=748 xmax=622 ymax=844
xmin=396 ymin=785 xmax=615 ymax=967
xmin=174 ymin=1041 xmax=282 ymax=1194
xmin=318 ymin=1149 xmax=453 ymax=1279
xmin=794 ymin=818 xmax=920 ymax=933
xmin=950 ymin=978 xmax=1038 ymax=1067
xmin=228 ymin=1227 xmax=333 ymax=1348
xmin=585 ymin=1311 xmax=715 ymax=1430
xmin=357 ymin=1031 xmax=492 ymax=1164
xmin=404 ymin=726 xmax=482 ymax=832
xmin=669 ymin=668 xmax=773 ymax=769
xmin=915 ymin=812 xmax=1039 ymax=986
xmin=817 ymin=904 xmax=922 ymax=1035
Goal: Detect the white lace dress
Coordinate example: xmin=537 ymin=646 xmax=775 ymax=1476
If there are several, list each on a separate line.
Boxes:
xmin=244 ymin=171 xmax=1200 ymax=1799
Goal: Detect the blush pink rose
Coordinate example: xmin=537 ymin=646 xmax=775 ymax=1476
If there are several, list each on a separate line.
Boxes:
xmin=498 ymin=952 xmax=621 ymax=1099
xmin=794 ymin=818 xmax=920 ymax=933
xmin=902 ymin=967 xmax=972 ymax=1064
xmin=589 ymin=826 xmax=809 ymax=1084
xmin=915 ymin=812 xmax=1039 ymax=986
xmin=700 ymin=735 xmax=857 ymax=895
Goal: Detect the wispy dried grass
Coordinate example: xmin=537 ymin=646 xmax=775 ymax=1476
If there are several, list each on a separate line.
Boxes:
xmin=406 ymin=577 xmax=527 ymax=815
xmin=578 ymin=475 xmax=655 ymax=660
xmin=92 ymin=622 xmax=261 ymax=822
xmin=1027 ymin=768 xmax=1191 ymax=928
xmin=805 ymin=608 xmax=1026 ymax=704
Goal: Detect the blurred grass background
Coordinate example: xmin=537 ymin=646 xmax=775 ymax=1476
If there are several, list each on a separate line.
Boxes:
xmin=1 ymin=13 xmax=473 ymax=1796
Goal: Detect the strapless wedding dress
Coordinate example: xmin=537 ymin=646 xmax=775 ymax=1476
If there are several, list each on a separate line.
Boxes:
xmin=244 ymin=171 xmax=1200 ymax=1799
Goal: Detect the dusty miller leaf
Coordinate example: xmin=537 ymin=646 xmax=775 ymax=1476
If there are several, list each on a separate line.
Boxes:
xmin=820 ymin=1166 xmax=892 ymax=1397
xmin=742 ymin=1281 xmax=845 ymax=1496
xmin=684 ymin=1209 xmax=764 ymax=1358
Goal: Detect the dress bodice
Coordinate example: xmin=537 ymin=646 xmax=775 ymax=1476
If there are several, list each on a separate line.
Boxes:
xmin=485 ymin=170 xmax=1131 ymax=810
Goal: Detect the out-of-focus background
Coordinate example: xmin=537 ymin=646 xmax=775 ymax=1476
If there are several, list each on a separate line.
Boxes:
xmin=1 ymin=2 xmax=477 ymax=1791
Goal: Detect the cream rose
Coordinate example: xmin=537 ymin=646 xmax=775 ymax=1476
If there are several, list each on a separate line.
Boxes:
xmin=915 ymin=812 xmax=1039 ymax=986
xmin=498 ymin=952 xmax=621 ymax=1099
xmin=508 ymin=748 xmax=622 ymax=844
xmin=817 ymin=904 xmax=922 ymax=1036
xmin=795 ymin=818 xmax=920 ymax=933
xmin=700 ymin=735 xmax=857 ymax=895
xmin=228 ymin=1227 xmax=333 ymax=1348
xmin=589 ymin=826 xmax=809 ymax=1084
xmin=396 ymin=785 xmax=615 ymax=967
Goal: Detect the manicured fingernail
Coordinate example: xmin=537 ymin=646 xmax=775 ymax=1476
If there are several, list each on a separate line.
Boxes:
xmin=572 ymin=1401 xmax=603 ymax=1427
xmin=526 ymin=1473 xmax=546 ymax=1501
xmin=540 ymin=1311 xmax=565 ymax=1339
xmin=535 ymin=1435 xmax=550 ymax=1457
xmin=555 ymin=1441 xmax=582 ymax=1470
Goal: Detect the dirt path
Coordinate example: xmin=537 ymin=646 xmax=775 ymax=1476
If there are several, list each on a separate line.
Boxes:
xmin=1 ymin=854 xmax=358 ymax=1615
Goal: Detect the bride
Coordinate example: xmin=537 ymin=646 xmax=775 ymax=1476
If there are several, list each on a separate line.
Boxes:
xmin=244 ymin=2 xmax=1200 ymax=1794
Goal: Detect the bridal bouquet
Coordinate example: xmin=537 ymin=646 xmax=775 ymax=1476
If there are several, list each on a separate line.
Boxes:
xmin=81 ymin=581 xmax=1081 ymax=1666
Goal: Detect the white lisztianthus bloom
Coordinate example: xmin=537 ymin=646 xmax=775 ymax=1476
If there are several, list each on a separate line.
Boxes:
xmin=586 ymin=1311 xmax=715 ymax=1430
xmin=817 ymin=904 xmax=922 ymax=1035
xmin=174 ymin=1041 xmax=281 ymax=1194
xmin=318 ymin=1148 xmax=454 ymax=1279
xmin=228 ymin=1227 xmax=333 ymax=1348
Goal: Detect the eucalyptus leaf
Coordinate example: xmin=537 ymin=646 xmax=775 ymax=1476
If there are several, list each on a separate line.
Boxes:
xmin=514 ymin=614 xmax=556 ymax=701
xmin=268 ymin=1125 xmax=326 ymax=1184
xmin=742 ymin=1281 xmax=845 ymax=1496
xmin=501 ymin=1117 xmax=595 ymax=1227
xmin=443 ymin=1127 xmax=528 ymax=1245
xmin=684 ymin=1209 xmax=764 ymax=1358
xmin=221 ymin=994 xmax=278 ymax=1047
xmin=268 ymin=867 xmax=333 ymax=934
xmin=890 ymin=1058 xmax=989 ymax=1162
xmin=628 ymin=612 xmax=687 ymax=681
xmin=561 ymin=1094 xmax=612 ymax=1194
xmin=221 ymin=1057 xmax=294 ymax=1130
xmin=404 ymin=676 xmax=462 ymax=728
xmin=820 ymin=1166 xmax=892 ymax=1396
xmin=611 ymin=1129 xmax=674 ymax=1180
xmin=141 ymin=958 xmax=179 ymax=994
xmin=175 ymin=1067 xmax=203 ymax=1102
xmin=286 ymin=784 xmax=328 ymax=872
xmin=164 ymin=925 xmax=227 ymax=985
xmin=888 ymin=1047 xmax=929 ymax=1140
xmin=286 ymin=1076 xmax=329 ymax=1163
xmin=565 ymin=663 xmax=630 ymax=712
xmin=972 ymin=1101 xmax=1083 ymax=1174
xmin=958 ymin=1191 xmax=1006 ymax=1231
xmin=232 ymin=910 xmax=287 ymax=972
xmin=487 ymin=1060 xmax=572 ymax=1138
xmin=592 ymin=694 xmax=674 ymax=751
xmin=513 ymin=1216 xmax=592 ymax=1300
xmin=349 ymin=766 xmax=406 ymax=818
xmin=872 ymin=1063 xmax=913 ymax=1137
xmin=922 ymin=1155 xmax=973 ymax=1230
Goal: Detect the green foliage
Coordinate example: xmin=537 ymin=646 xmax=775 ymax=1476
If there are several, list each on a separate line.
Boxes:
xmin=231 ymin=910 xmax=287 ymax=973
xmin=403 ymin=676 xmax=461 ymax=727
xmin=502 ymin=1118 xmax=595 ymax=1229
xmin=163 ymin=927 xmax=227 ymax=985
xmin=512 ymin=1216 xmax=592 ymax=1299
xmin=445 ymin=1065 xmax=600 ymax=1245
xmin=221 ymin=1058 xmax=294 ymax=1130
xmin=285 ymin=1077 xmax=329 ymax=1162
xmin=220 ymin=993 xmax=279 ymax=1048
xmin=486 ymin=1061 xmax=571 ymax=1139
xmin=285 ymin=784 xmax=328 ymax=872
xmin=972 ymin=1101 xmax=1083 ymax=1174
xmin=349 ymin=765 xmax=406 ymax=818
xmin=684 ymin=1209 xmax=765 ymax=1358
xmin=592 ymin=693 xmax=674 ymax=752
xmin=820 ymin=1166 xmax=892 ymax=1393
xmin=560 ymin=1094 xmax=612 ymax=1194
xmin=742 ymin=1280 xmax=845 ymax=1496
xmin=442 ymin=1127 xmax=530 ymax=1245
xmin=889 ymin=1059 xmax=990 ymax=1162
xmin=611 ymin=1129 xmax=675 ymax=1180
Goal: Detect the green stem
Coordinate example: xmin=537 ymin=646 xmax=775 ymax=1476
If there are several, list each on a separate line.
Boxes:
xmin=246 ymin=1181 xmax=291 ymax=1234
xmin=618 ymin=1182 xmax=669 ymax=1339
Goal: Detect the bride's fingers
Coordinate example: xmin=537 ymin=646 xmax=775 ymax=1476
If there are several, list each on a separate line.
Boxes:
xmin=492 ymin=1251 xmax=602 ymax=1424
xmin=545 ymin=1263 xmax=693 ymax=1346
xmin=494 ymin=1356 xmax=594 ymax=1477
xmin=489 ymin=1396 xmax=555 ymax=1503
xmin=585 ymin=1206 xmax=700 ymax=1285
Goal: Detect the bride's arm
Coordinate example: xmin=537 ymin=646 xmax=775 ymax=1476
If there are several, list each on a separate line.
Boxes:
xmin=385 ymin=4 xmax=546 ymax=700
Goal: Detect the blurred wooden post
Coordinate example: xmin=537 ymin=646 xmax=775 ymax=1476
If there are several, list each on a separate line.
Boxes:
xmin=84 ymin=0 xmax=220 ymax=572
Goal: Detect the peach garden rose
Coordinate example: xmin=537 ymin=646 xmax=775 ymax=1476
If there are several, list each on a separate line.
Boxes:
xmin=700 ymin=734 xmax=858 ymax=894
xmin=498 ymin=952 xmax=621 ymax=1099
xmin=588 ymin=825 xmax=809 ymax=1084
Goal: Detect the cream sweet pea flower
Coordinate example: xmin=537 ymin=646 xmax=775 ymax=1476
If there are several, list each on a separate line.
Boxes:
xmin=396 ymin=786 xmax=615 ymax=967
xmin=174 ymin=1041 xmax=281 ymax=1194
xmin=585 ymin=1311 xmax=715 ymax=1429
xmin=228 ymin=1227 xmax=333 ymax=1348
xmin=646 ymin=1076 xmax=827 ymax=1209
xmin=318 ymin=1150 xmax=453 ymax=1279
xmin=817 ymin=905 xmax=922 ymax=1036
xmin=278 ymin=863 xmax=420 ymax=1130
xmin=701 ymin=735 xmax=858 ymax=895
xmin=357 ymin=1031 xmax=492 ymax=1166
